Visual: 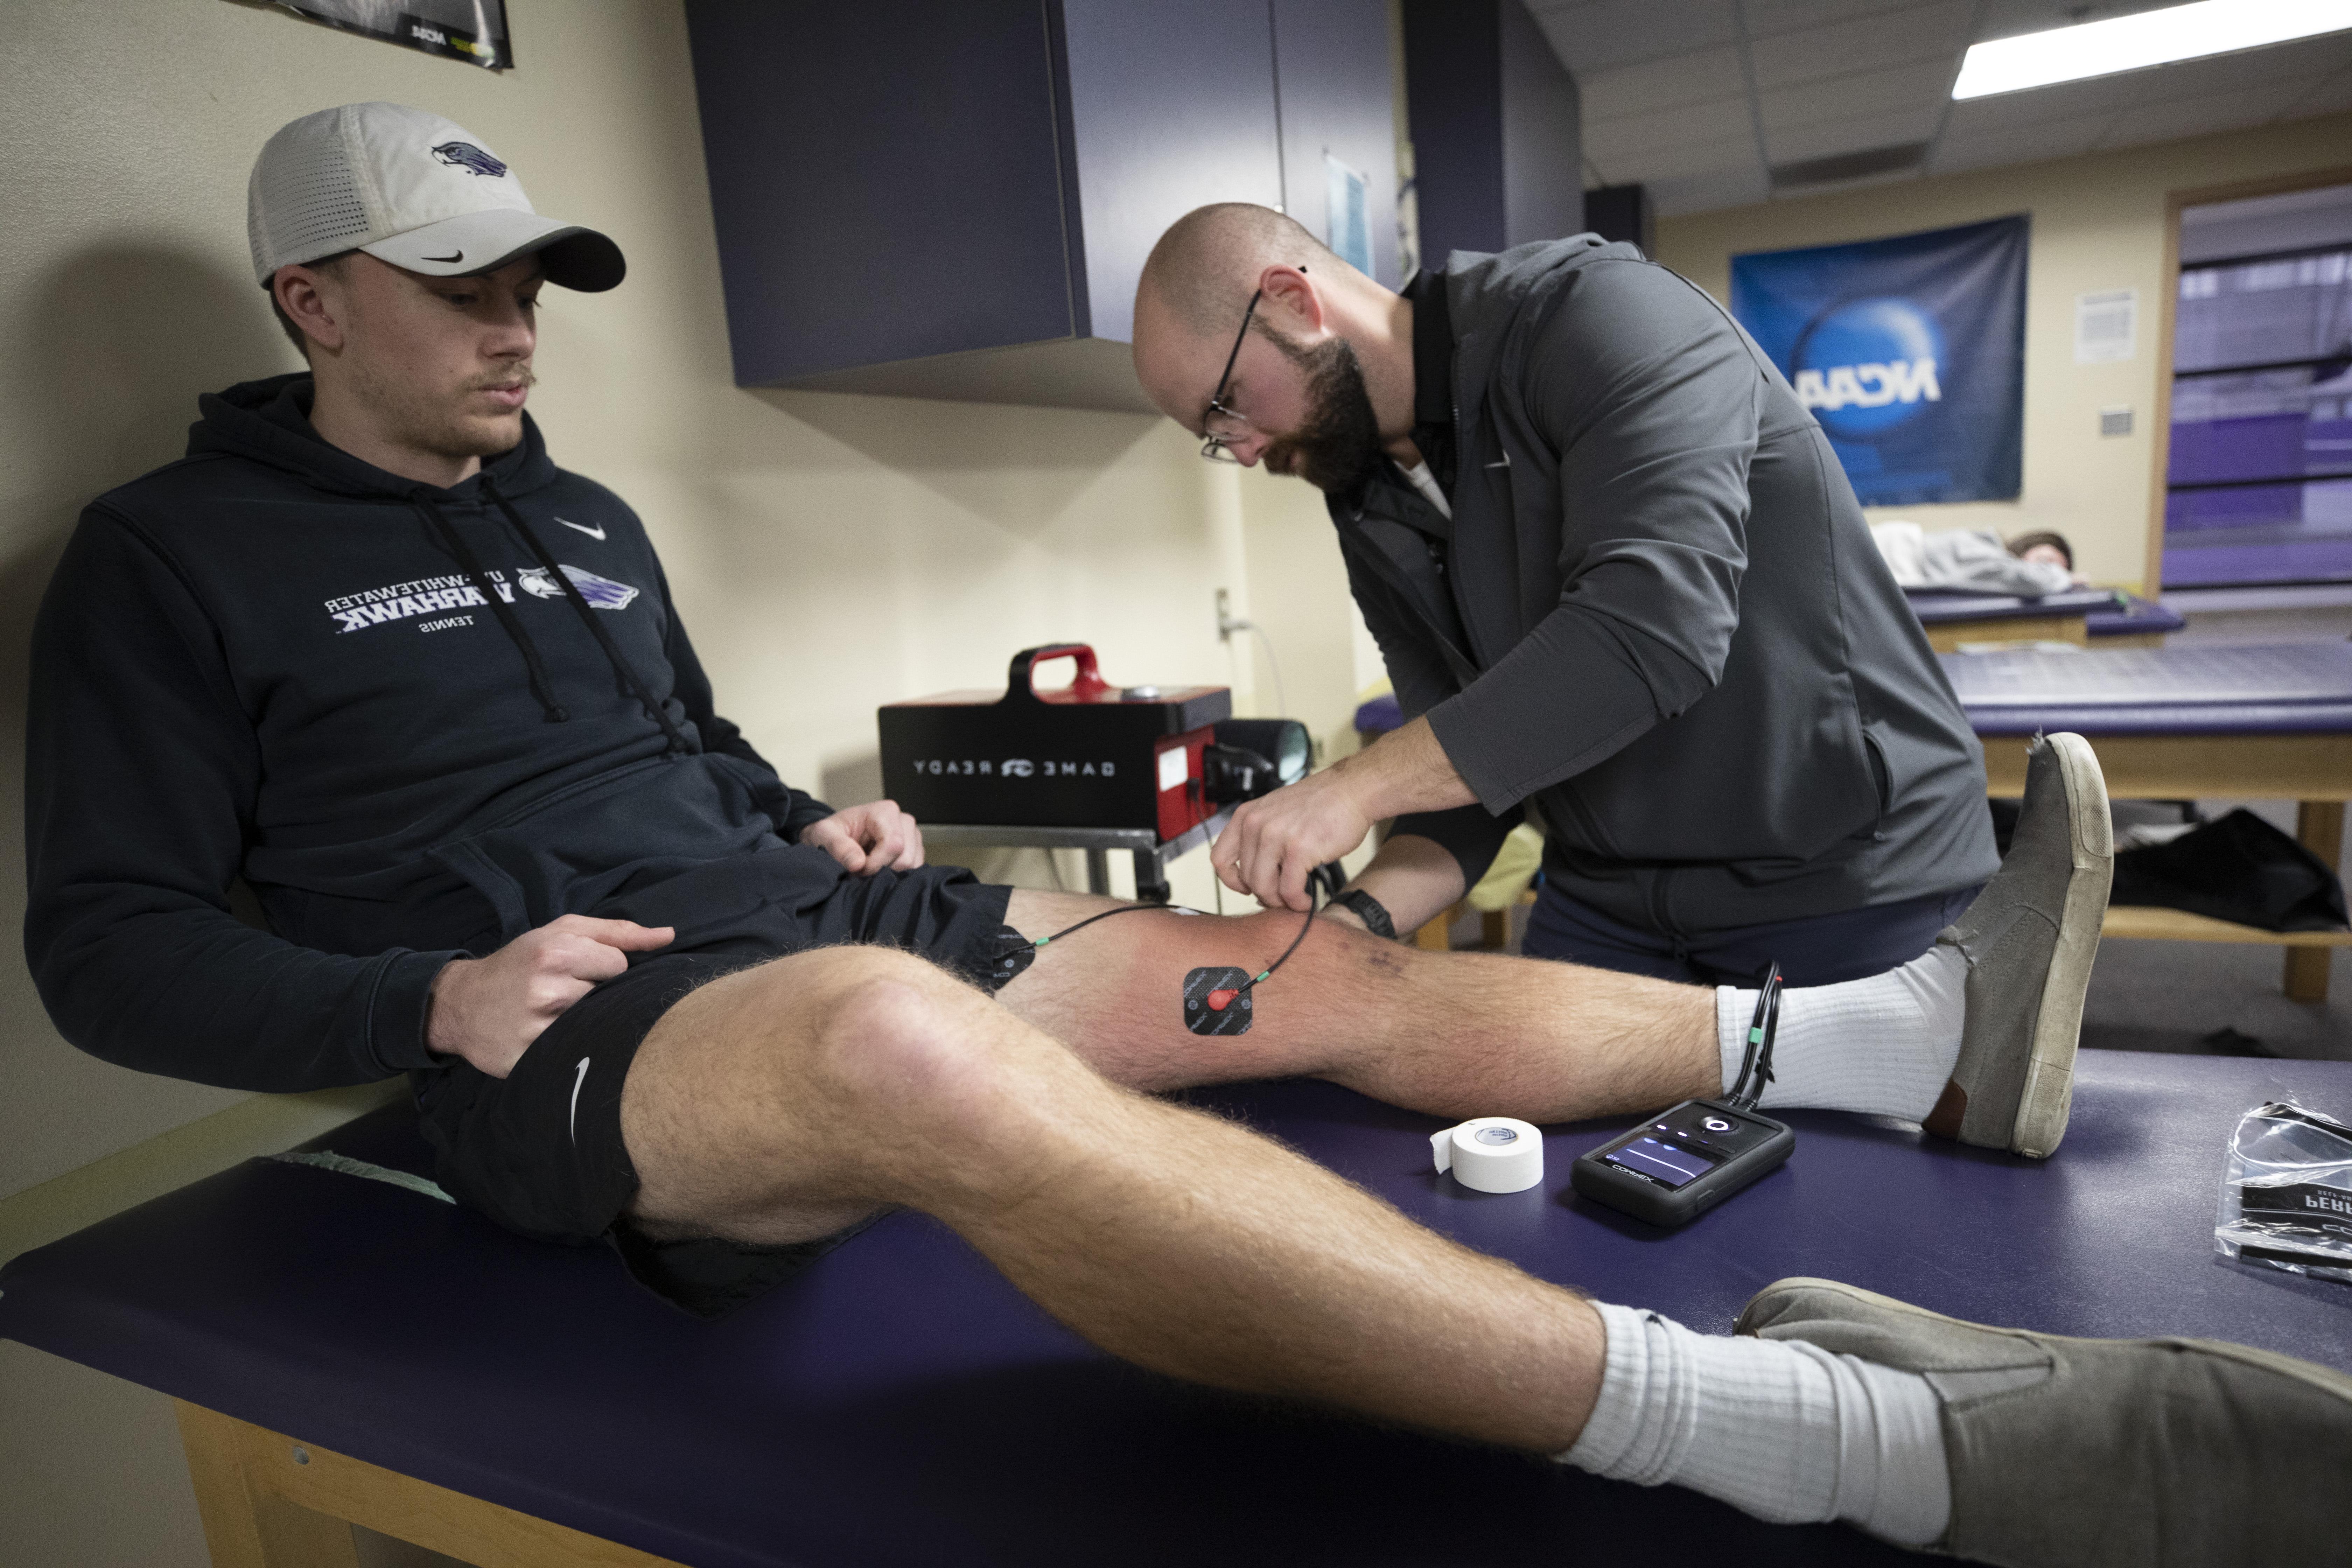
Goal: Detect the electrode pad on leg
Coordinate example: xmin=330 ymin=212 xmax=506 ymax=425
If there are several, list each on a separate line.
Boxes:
xmin=1184 ymin=967 xmax=1255 ymax=1035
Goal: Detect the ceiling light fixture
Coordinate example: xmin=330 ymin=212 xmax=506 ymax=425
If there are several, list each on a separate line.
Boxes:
xmin=1952 ymin=0 xmax=2352 ymax=99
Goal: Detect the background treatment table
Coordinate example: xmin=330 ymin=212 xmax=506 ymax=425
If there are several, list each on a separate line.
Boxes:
xmin=1946 ymin=642 xmax=2352 ymax=1001
xmin=4 ymin=1051 xmax=2348 ymax=1567
xmin=1904 ymin=588 xmax=2188 ymax=652
xmin=1903 ymin=586 xmax=2120 ymax=650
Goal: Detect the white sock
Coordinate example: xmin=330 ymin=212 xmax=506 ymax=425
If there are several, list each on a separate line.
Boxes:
xmin=1560 ymin=1301 xmax=1951 ymax=1547
xmin=1716 ymin=945 xmax=1967 ymax=1121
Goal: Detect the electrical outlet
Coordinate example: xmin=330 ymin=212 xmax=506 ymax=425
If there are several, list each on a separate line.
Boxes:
xmin=1216 ymin=588 xmax=1238 ymax=642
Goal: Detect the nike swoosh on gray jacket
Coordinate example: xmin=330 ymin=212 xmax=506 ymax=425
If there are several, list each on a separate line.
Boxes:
xmin=1349 ymin=238 xmax=1998 ymax=934
xmin=23 ymin=374 xmax=834 ymax=1091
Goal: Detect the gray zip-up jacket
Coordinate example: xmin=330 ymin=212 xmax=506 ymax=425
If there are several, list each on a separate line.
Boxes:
xmin=1342 ymin=237 xmax=1998 ymax=935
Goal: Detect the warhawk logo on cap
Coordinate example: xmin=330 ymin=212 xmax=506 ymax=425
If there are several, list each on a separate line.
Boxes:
xmin=431 ymin=141 xmax=509 ymax=178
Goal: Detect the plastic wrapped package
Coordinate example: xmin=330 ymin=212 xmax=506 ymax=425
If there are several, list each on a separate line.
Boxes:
xmin=2215 ymin=1100 xmax=2352 ymax=1285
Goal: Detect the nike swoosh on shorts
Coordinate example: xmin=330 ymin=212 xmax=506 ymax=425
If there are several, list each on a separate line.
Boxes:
xmin=570 ymin=1057 xmax=592 ymax=1143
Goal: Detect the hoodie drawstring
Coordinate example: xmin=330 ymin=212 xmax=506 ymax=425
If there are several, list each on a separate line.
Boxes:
xmin=481 ymin=478 xmax=691 ymax=756
xmin=413 ymin=494 xmax=569 ymax=723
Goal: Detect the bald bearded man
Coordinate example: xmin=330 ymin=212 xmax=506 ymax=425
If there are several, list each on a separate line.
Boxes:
xmin=1133 ymin=206 xmax=1997 ymax=989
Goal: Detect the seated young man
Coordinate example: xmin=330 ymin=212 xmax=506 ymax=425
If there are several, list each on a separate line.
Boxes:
xmin=24 ymin=104 xmax=2348 ymax=1564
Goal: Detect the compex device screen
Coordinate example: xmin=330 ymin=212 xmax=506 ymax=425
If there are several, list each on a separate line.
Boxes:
xmin=1571 ymin=1098 xmax=1795 ymax=1227
xmin=1606 ymin=1136 xmax=1715 ymax=1189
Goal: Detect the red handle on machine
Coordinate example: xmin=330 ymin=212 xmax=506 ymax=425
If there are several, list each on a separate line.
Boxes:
xmin=1006 ymin=643 xmax=1111 ymax=704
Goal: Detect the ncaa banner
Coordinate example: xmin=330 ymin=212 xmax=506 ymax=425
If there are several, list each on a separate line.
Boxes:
xmin=1731 ymin=216 xmax=2027 ymax=506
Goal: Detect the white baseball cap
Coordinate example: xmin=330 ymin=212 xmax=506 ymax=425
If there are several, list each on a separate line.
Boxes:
xmin=247 ymin=102 xmax=624 ymax=292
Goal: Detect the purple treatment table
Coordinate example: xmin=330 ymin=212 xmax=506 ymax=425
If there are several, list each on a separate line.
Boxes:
xmin=2085 ymin=594 xmax=2187 ymax=643
xmin=1944 ymin=641 xmax=2352 ymax=1002
xmin=5 ymin=1051 xmax=2350 ymax=1567
xmin=1905 ymin=587 xmax=2119 ymax=651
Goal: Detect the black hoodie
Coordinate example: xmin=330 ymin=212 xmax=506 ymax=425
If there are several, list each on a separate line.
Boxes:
xmin=24 ymin=373 xmax=832 ymax=1092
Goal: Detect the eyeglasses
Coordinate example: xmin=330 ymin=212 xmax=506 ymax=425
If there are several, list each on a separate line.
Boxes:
xmin=1199 ymin=287 xmax=1264 ymax=464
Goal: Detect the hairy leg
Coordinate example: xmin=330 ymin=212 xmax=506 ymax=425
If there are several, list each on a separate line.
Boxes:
xmin=621 ymin=943 xmax=1604 ymax=1451
xmin=996 ymin=890 xmax=1717 ymax=1120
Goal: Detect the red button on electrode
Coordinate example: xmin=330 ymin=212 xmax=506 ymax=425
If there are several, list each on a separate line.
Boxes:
xmin=1207 ymin=988 xmax=1239 ymax=1011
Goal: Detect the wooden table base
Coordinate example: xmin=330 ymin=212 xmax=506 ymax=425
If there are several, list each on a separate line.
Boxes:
xmin=176 ymin=1400 xmax=682 ymax=1568
xmin=1981 ymin=735 xmax=2351 ymax=1004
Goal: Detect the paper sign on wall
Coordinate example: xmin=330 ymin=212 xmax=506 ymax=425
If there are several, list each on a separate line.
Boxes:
xmin=2075 ymin=289 xmax=2137 ymax=363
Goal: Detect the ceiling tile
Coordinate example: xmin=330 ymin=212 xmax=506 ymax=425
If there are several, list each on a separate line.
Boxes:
xmin=1533 ymin=0 xmax=1739 ymax=73
xmin=1586 ymin=97 xmax=1758 ymax=163
xmin=1741 ymin=0 xmax=1930 ymax=39
xmin=1597 ymin=132 xmax=1763 ymax=184
xmin=2098 ymin=81 xmax=2320 ymax=150
xmin=1645 ymin=165 xmax=1774 ymax=217
xmin=1748 ymin=0 xmax=1973 ymax=90
xmin=1973 ymin=0 xmax=2190 ymax=45
xmin=1942 ymin=71 xmax=2146 ymax=134
xmin=1758 ymin=59 xmax=1955 ymax=132
xmin=1928 ymin=111 xmax=2115 ymax=173
xmin=1767 ymin=105 xmax=1944 ymax=162
xmin=1578 ymin=47 xmax=1749 ymax=121
xmin=2122 ymin=36 xmax=2352 ymax=103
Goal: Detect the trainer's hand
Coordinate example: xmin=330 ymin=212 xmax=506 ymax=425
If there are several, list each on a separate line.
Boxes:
xmin=1213 ymin=718 xmax=1478 ymax=911
xmin=1214 ymin=769 xmax=1376 ymax=911
xmin=426 ymin=915 xmax=674 ymax=1079
xmin=801 ymin=799 xmax=925 ymax=875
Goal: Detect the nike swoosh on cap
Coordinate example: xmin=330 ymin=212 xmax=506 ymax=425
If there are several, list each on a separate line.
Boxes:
xmin=423 ymin=250 xmax=465 ymax=263
xmin=557 ymin=518 xmax=607 ymax=540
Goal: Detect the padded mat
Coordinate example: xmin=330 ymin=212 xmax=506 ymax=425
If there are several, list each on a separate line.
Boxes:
xmin=1942 ymin=642 xmax=2352 ymax=706
xmin=1908 ymin=587 xmax=2119 ymax=621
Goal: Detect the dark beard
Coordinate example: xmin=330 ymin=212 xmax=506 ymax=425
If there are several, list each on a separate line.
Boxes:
xmin=1260 ymin=332 xmax=1384 ymax=495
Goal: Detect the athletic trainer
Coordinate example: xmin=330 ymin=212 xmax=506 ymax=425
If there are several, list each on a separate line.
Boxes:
xmin=1132 ymin=206 xmax=1998 ymax=986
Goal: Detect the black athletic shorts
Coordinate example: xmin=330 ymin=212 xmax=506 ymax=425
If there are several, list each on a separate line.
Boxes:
xmin=412 ymin=846 xmax=1022 ymax=1318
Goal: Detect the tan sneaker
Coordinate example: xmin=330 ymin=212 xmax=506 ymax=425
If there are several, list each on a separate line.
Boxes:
xmin=1925 ymin=732 xmax=2111 ymax=1158
xmin=1739 ymin=1276 xmax=2352 ymax=1567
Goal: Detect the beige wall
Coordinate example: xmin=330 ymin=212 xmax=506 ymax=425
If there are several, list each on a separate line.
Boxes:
xmin=1654 ymin=113 xmax=2352 ymax=595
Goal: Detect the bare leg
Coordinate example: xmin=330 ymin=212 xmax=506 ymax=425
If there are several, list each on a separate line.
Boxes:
xmin=621 ymin=944 xmax=1605 ymax=1451
xmin=996 ymin=890 xmax=1716 ymax=1120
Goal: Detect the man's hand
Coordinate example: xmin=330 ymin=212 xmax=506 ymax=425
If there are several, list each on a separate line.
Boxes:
xmin=1212 ymin=717 xmax=1476 ymax=911
xmin=801 ymin=800 xmax=924 ymax=875
xmin=1216 ymin=768 xmax=1377 ymax=911
xmin=426 ymin=915 xmax=674 ymax=1079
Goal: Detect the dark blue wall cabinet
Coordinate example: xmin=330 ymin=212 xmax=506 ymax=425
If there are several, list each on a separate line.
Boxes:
xmin=1273 ymin=0 xmax=1401 ymax=294
xmin=1402 ymin=0 xmax=1581 ymax=264
xmin=684 ymin=0 xmax=1396 ymax=411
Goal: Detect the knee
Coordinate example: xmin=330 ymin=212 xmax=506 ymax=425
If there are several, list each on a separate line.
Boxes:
xmin=785 ymin=947 xmax=1020 ymax=1126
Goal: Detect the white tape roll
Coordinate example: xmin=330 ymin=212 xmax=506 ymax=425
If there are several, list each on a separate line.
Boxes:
xmin=1430 ymin=1116 xmax=1544 ymax=1194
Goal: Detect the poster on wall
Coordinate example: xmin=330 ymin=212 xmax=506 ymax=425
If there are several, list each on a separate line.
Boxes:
xmin=269 ymin=0 xmax=512 ymax=71
xmin=1731 ymin=216 xmax=2027 ymax=506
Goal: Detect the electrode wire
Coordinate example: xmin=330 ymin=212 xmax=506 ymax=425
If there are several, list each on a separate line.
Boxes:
xmin=1015 ymin=867 xmax=1338 ymax=1011
xmin=1223 ymin=862 xmax=1343 ymax=1004
xmin=1026 ymin=902 xmax=1161 ymax=950
xmin=1726 ymin=961 xmax=1784 ymax=1109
